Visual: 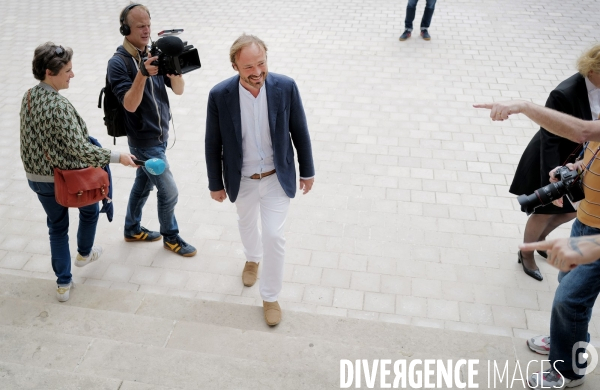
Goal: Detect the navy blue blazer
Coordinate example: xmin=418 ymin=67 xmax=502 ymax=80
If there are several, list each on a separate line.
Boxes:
xmin=205 ymin=73 xmax=315 ymax=202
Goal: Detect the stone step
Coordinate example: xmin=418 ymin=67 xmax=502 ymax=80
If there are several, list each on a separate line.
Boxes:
xmin=0 ymin=324 xmax=334 ymax=389
xmin=0 ymin=360 xmax=173 ymax=390
xmin=2 ymin=273 xmax=600 ymax=389
xmin=0 ymin=273 xmax=516 ymax=359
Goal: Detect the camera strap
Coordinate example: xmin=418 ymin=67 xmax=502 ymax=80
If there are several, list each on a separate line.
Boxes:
xmin=583 ymin=143 xmax=600 ymax=175
xmin=563 ymin=143 xmax=584 ymax=165
xmin=140 ymin=61 xmax=150 ymax=77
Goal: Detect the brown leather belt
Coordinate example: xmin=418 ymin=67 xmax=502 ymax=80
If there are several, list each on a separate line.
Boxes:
xmin=249 ymin=169 xmax=276 ymax=179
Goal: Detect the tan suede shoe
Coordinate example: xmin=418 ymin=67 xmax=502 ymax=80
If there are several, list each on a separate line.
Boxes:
xmin=263 ymin=301 xmax=281 ymax=326
xmin=242 ymin=261 xmax=259 ymax=287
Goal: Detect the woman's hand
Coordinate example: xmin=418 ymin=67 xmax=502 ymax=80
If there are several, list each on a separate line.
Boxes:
xmin=119 ymin=153 xmax=138 ymax=167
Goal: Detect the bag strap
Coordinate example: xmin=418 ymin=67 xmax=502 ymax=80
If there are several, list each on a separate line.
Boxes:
xmin=114 ymin=53 xmax=134 ymax=80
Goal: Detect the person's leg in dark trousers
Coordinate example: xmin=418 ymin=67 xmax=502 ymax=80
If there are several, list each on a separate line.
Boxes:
xmin=420 ymin=0 xmax=437 ymax=30
xmin=76 ymin=202 xmax=99 ymax=257
xmin=28 ymin=180 xmax=72 ymax=285
xmin=124 ymin=161 xmax=154 ymax=237
xmin=405 ymin=0 xmax=418 ymax=32
xmin=548 ymin=219 xmax=600 ymax=380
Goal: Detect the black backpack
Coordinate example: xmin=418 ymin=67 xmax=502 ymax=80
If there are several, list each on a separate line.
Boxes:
xmin=98 ymin=53 xmax=133 ymax=145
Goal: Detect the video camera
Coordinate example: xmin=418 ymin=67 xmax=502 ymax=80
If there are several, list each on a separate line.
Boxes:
xmin=517 ymin=166 xmax=585 ymax=215
xmin=144 ymin=29 xmax=201 ymax=75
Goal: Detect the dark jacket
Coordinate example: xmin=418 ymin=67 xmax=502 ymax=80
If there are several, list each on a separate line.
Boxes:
xmin=539 ymin=73 xmax=592 ymax=183
xmin=205 ymin=73 xmax=315 ymax=202
xmin=107 ymin=46 xmax=172 ymax=148
xmin=509 ymin=73 xmax=591 ymax=213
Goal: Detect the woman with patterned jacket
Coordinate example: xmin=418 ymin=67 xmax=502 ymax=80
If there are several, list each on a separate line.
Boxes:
xmin=20 ymin=42 xmax=137 ymax=302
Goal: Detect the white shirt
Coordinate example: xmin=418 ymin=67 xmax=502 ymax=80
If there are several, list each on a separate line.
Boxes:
xmin=239 ymin=83 xmax=275 ymax=177
xmin=585 ymin=77 xmax=600 ymax=120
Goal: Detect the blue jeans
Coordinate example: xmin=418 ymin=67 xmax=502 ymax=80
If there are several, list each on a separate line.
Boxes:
xmin=549 ymin=218 xmax=600 ymax=379
xmin=28 ymin=180 xmax=99 ymax=285
xmin=405 ymin=0 xmax=437 ymax=31
xmin=124 ymin=143 xmax=179 ymax=240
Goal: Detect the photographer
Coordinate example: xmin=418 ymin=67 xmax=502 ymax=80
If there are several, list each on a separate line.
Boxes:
xmin=509 ymin=57 xmax=594 ymax=282
xmin=107 ymin=3 xmax=196 ymax=256
xmin=475 ymin=44 xmax=600 ymax=388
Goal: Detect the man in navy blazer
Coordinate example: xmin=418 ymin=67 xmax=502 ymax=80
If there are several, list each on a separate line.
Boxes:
xmin=205 ymin=34 xmax=315 ymax=326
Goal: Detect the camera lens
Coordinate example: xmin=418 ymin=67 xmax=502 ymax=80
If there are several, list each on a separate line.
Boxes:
xmin=517 ymin=182 xmax=566 ymax=215
xmin=536 ymin=182 xmax=565 ymax=204
xmin=517 ymin=194 xmax=539 ymax=215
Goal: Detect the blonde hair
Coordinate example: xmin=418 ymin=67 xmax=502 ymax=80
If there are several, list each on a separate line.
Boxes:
xmin=229 ymin=34 xmax=267 ymax=65
xmin=577 ymin=44 xmax=600 ymax=76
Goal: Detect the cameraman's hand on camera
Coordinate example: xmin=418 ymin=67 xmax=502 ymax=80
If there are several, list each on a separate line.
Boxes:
xmin=549 ymin=161 xmax=583 ymax=183
xmin=569 ymin=160 xmax=585 ymax=173
xmin=167 ymin=73 xmax=185 ymax=95
xmin=520 ymin=236 xmax=600 ymax=272
xmin=141 ymin=56 xmax=159 ymax=77
xmin=549 ymin=166 xmax=562 ymax=183
xmin=546 ymin=166 xmax=565 ymax=207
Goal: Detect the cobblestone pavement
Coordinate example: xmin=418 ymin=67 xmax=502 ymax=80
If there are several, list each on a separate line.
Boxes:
xmin=1 ymin=0 xmax=600 ymax=341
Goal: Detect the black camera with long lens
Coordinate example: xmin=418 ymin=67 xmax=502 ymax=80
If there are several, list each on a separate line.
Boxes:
xmin=517 ymin=166 xmax=584 ymax=215
xmin=144 ymin=35 xmax=201 ymax=76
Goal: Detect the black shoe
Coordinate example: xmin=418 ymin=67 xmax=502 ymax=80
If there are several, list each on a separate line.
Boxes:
xmin=420 ymin=29 xmax=431 ymax=40
xmin=399 ymin=30 xmax=411 ymax=41
xmin=537 ymin=250 xmax=548 ymax=259
xmin=518 ymin=251 xmax=543 ymax=281
xmin=124 ymin=226 xmax=162 ymax=242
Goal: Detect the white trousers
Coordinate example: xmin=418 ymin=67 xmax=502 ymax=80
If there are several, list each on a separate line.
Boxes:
xmin=235 ymin=174 xmax=290 ymax=302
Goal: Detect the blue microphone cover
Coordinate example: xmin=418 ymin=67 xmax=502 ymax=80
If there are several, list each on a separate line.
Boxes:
xmin=145 ymin=158 xmax=166 ymax=175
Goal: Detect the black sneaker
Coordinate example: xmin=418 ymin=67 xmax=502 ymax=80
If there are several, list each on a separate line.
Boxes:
xmin=164 ymin=236 xmax=197 ymax=257
xmin=125 ymin=226 xmax=162 ymax=242
xmin=399 ymin=30 xmax=411 ymax=41
xmin=420 ymin=29 xmax=431 ymax=40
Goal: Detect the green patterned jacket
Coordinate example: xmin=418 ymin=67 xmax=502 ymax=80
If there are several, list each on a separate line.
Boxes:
xmin=20 ymin=83 xmax=119 ymax=182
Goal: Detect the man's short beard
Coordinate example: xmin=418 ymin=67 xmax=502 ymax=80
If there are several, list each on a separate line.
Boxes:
xmin=242 ymin=71 xmax=267 ymax=89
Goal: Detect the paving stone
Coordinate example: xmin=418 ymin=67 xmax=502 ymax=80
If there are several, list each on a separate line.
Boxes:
xmin=1 ymin=0 xmax=599 ymax=360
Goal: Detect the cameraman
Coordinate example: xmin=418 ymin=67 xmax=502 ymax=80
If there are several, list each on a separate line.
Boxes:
xmin=107 ymin=3 xmax=196 ymax=256
xmin=475 ymin=48 xmax=600 ymax=388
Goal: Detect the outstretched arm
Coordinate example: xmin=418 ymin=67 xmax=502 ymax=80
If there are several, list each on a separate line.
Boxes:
xmin=474 ymin=101 xmax=600 ymax=144
xmin=520 ymin=236 xmax=600 ymax=272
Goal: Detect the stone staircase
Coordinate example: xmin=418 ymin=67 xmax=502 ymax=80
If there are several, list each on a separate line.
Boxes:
xmin=1 ymin=274 xmax=598 ymax=390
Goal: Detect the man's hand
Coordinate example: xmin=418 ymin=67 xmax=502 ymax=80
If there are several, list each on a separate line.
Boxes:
xmin=167 ymin=73 xmax=184 ymax=95
xmin=141 ymin=56 xmax=159 ymax=77
xmin=299 ymin=178 xmax=314 ymax=195
xmin=520 ymin=236 xmax=600 ymax=272
xmin=549 ymin=162 xmax=584 ymax=207
xmin=119 ymin=153 xmax=138 ymax=167
xmin=549 ymin=165 xmax=562 ymax=183
xmin=210 ymin=190 xmax=227 ymax=202
xmin=473 ymin=101 xmax=528 ymax=121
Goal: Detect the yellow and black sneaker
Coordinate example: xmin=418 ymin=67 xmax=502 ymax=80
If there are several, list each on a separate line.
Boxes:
xmin=164 ymin=236 xmax=197 ymax=257
xmin=124 ymin=227 xmax=162 ymax=242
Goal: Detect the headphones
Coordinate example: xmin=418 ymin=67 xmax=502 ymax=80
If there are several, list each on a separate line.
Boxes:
xmin=119 ymin=3 xmax=149 ymax=36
